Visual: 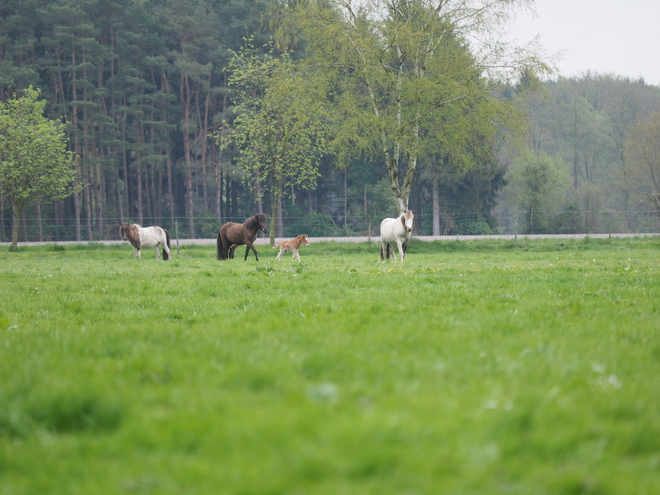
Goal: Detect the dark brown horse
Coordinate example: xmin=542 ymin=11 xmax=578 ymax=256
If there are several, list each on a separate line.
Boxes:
xmin=216 ymin=213 xmax=268 ymax=261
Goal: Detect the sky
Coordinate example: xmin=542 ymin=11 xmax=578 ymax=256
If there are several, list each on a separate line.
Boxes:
xmin=506 ymin=0 xmax=660 ymax=85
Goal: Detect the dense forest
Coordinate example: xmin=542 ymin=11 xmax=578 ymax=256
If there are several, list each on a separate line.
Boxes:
xmin=1 ymin=0 xmax=660 ymax=243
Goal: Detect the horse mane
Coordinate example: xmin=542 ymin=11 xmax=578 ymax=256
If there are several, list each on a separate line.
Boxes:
xmin=245 ymin=215 xmax=259 ymax=228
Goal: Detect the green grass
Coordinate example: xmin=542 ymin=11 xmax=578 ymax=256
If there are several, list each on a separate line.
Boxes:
xmin=1 ymin=237 xmax=659 ymax=494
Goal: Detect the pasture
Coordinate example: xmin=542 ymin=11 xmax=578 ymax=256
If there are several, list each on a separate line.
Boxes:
xmin=1 ymin=237 xmax=659 ymax=494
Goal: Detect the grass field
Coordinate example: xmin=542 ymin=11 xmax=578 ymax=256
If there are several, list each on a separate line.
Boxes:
xmin=1 ymin=237 xmax=659 ymax=494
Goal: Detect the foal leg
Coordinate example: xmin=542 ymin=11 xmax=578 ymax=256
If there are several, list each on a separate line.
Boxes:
xmin=276 ymin=247 xmax=283 ymax=260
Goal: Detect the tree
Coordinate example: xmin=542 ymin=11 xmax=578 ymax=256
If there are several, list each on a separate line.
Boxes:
xmin=300 ymin=0 xmax=545 ymax=214
xmin=624 ymin=112 xmax=660 ymax=221
xmin=221 ymin=44 xmax=330 ymax=243
xmin=0 ymin=87 xmax=80 ymax=250
xmin=503 ymin=151 xmax=569 ymax=233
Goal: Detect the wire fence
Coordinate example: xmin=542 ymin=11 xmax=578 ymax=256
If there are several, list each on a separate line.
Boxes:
xmin=1 ymin=209 xmax=659 ymax=245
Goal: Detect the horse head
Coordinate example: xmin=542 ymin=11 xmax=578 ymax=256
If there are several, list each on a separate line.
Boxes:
xmin=301 ymin=235 xmax=310 ymax=247
xmin=401 ymin=210 xmax=415 ymax=233
xmin=119 ymin=222 xmax=131 ymax=241
xmin=256 ymin=213 xmax=268 ymax=234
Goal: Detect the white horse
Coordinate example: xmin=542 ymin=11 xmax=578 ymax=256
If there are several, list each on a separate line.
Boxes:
xmin=120 ymin=222 xmax=171 ymax=260
xmin=380 ymin=210 xmax=414 ymax=262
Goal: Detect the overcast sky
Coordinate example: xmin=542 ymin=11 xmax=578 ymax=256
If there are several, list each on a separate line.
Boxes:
xmin=506 ymin=0 xmax=660 ymax=85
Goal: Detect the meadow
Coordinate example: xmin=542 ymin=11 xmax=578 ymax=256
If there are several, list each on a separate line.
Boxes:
xmin=1 ymin=237 xmax=659 ymax=494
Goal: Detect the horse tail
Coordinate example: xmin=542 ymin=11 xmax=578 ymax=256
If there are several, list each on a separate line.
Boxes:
xmin=163 ymin=229 xmax=171 ymax=261
xmin=216 ymin=231 xmax=224 ymax=260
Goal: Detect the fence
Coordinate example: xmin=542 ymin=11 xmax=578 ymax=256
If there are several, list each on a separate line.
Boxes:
xmin=1 ymin=210 xmax=659 ymax=244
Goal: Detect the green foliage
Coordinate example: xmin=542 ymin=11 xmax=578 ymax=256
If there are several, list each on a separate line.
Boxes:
xmin=514 ymin=75 xmax=660 ymax=233
xmin=297 ymin=0 xmax=544 ymax=213
xmin=0 ymin=86 xmax=79 ymax=249
xmin=222 ymin=41 xmax=332 ymax=239
xmin=502 ymin=151 xmax=571 ymax=233
xmin=194 ymin=210 xmax=221 ymax=239
xmin=285 ymin=212 xmax=343 ymax=237
xmin=625 ymin=111 xmax=660 ymax=217
xmin=1 ymin=239 xmax=660 ymax=493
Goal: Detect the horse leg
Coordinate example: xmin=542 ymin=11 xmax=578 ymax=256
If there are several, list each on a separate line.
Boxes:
xmin=380 ymin=241 xmax=386 ymax=261
xmin=224 ymin=240 xmax=233 ymax=260
xmin=163 ymin=230 xmax=171 ymax=261
xmin=245 ymin=243 xmax=259 ymax=261
xmin=389 ymin=243 xmax=397 ymax=262
xmin=154 ymin=246 xmax=160 ymax=260
xmin=396 ymin=239 xmax=405 ymax=262
xmin=276 ymin=248 xmax=283 ymax=261
xmin=134 ymin=246 xmax=141 ymax=260
xmin=162 ymin=243 xmax=171 ymax=261
xmin=293 ymin=249 xmax=300 ymax=261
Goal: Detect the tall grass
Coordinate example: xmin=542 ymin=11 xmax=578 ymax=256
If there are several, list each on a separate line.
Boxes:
xmin=1 ymin=237 xmax=659 ymax=494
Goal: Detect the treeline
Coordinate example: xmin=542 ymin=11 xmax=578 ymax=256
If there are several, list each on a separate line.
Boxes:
xmin=496 ymin=74 xmax=660 ymax=234
xmin=1 ymin=0 xmax=660 ymax=243
xmin=1 ymin=0 xmax=273 ymax=241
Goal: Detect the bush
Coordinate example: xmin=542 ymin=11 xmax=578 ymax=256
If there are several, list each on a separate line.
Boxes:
xmin=285 ymin=213 xmax=343 ymax=237
xmin=194 ymin=210 xmax=220 ymax=238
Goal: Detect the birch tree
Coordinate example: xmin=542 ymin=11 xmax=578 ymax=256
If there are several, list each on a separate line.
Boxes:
xmin=301 ymin=0 xmax=546 ymax=213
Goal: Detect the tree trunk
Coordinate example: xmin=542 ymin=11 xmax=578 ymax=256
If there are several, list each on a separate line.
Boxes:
xmin=432 ymin=177 xmax=440 ymax=236
xmin=181 ymin=75 xmax=195 ymax=238
xmin=165 ymin=144 xmax=175 ymax=227
xmin=215 ymin=160 xmax=222 ymax=222
xmin=215 ymin=89 xmax=228 ymax=223
xmin=269 ymin=178 xmax=282 ymax=246
xmin=277 ymin=195 xmax=284 ymax=238
xmin=136 ymin=155 xmax=144 ymax=225
xmin=363 ymin=185 xmax=369 ymax=236
xmin=69 ymin=43 xmax=83 ymax=242
xmin=0 ymin=194 xmax=5 ymax=242
xmin=116 ymin=168 xmax=124 ymax=222
xmin=344 ymin=168 xmax=348 ymax=233
xmin=10 ymin=202 xmax=24 ymax=251
xmin=84 ymin=158 xmax=93 ymax=240
xmin=36 ymin=200 xmax=43 ymax=242
xmin=255 ymin=168 xmax=264 ymax=215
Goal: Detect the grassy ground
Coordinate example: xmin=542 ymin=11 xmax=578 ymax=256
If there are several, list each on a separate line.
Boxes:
xmin=1 ymin=237 xmax=659 ymax=494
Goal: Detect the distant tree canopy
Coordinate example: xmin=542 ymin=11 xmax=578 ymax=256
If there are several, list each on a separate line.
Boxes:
xmin=625 ymin=112 xmax=660 ymax=218
xmin=498 ymin=74 xmax=660 ymax=233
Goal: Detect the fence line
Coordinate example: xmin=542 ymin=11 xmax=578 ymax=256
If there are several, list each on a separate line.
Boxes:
xmin=1 ymin=210 xmax=659 ymax=244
